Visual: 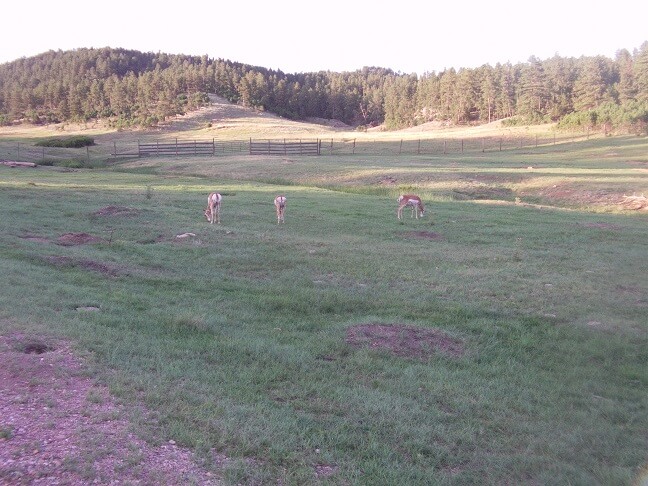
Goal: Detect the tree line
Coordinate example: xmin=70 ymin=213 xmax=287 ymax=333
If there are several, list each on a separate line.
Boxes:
xmin=0 ymin=44 xmax=647 ymax=132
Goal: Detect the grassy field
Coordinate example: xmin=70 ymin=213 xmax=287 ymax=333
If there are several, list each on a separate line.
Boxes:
xmin=0 ymin=117 xmax=647 ymax=484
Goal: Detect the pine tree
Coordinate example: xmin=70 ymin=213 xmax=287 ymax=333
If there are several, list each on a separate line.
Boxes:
xmin=572 ymin=56 xmax=614 ymax=111
xmin=634 ymin=41 xmax=648 ymax=102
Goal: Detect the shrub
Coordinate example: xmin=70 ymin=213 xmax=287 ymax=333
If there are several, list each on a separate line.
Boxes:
xmin=35 ymin=136 xmax=95 ymax=148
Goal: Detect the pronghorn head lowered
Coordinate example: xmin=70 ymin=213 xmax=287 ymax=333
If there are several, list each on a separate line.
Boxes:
xmin=204 ymin=192 xmax=222 ymax=224
xmin=274 ymin=195 xmax=287 ymax=224
xmin=397 ymin=194 xmax=425 ymax=220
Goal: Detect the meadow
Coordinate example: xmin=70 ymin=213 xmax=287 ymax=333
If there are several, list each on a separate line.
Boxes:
xmin=0 ymin=119 xmax=647 ymax=484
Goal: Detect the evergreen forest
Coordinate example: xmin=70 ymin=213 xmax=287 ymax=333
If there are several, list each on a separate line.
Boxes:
xmin=1 ymin=44 xmax=647 ymax=132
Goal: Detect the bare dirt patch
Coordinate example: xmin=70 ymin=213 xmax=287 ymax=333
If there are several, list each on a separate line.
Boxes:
xmin=0 ymin=333 xmax=221 ymax=485
xmin=55 ymin=233 xmax=104 ymax=246
xmin=346 ymin=324 xmax=464 ymax=360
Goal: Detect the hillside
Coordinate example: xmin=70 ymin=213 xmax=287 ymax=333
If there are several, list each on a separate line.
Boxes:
xmin=2 ymin=46 xmax=648 ymax=134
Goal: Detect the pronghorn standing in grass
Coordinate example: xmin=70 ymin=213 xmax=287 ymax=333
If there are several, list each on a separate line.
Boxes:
xmin=204 ymin=192 xmax=222 ymax=224
xmin=274 ymin=195 xmax=287 ymax=224
xmin=397 ymin=194 xmax=425 ymax=220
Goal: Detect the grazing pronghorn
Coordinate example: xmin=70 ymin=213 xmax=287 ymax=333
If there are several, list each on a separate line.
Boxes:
xmin=274 ymin=195 xmax=287 ymax=224
xmin=204 ymin=192 xmax=222 ymax=224
xmin=397 ymin=194 xmax=425 ymax=220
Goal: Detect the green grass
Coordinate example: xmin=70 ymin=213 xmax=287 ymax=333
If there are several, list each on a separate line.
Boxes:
xmin=0 ymin=136 xmax=647 ymax=484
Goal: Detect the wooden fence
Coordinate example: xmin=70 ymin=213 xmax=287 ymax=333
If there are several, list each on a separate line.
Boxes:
xmin=249 ymin=139 xmax=320 ymax=156
xmin=138 ymin=140 xmax=215 ymax=156
xmin=132 ymin=139 xmax=249 ymax=157
xmin=0 ymin=130 xmax=603 ymax=167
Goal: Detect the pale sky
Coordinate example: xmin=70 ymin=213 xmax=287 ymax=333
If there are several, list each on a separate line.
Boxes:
xmin=2 ymin=1 xmax=646 ymax=74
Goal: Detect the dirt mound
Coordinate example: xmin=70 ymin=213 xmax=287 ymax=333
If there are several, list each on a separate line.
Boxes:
xmin=56 ymin=232 xmax=103 ymax=246
xmin=44 ymin=256 xmax=120 ymax=277
xmin=346 ymin=324 xmax=464 ymax=360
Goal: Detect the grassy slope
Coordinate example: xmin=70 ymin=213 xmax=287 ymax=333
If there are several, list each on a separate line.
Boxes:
xmin=0 ymin=114 xmax=647 ymax=484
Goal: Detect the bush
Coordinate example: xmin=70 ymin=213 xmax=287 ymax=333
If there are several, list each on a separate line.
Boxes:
xmin=35 ymin=136 xmax=95 ymax=148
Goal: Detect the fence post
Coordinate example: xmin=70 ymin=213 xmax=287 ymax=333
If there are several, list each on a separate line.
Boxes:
xmin=418 ymin=139 xmax=421 ymax=155
xmin=443 ymin=140 xmax=446 ymax=154
xmin=113 ymin=141 xmax=117 ymax=161
xmin=499 ymin=138 xmax=502 ymax=151
xmin=330 ymin=138 xmax=333 ymax=155
xmin=481 ymin=138 xmax=484 ymax=153
xmin=42 ymin=147 xmax=45 ymax=163
xmin=399 ymin=139 xmax=402 ymax=155
xmin=138 ymin=140 xmax=141 ymax=158
xmin=353 ymin=139 xmax=356 ymax=155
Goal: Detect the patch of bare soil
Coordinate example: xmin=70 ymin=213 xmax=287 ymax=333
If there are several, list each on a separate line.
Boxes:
xmin=92 ymin=206 xmax=139 ymax=217
xmin=401 ymin=231 xmax=443 ymax=240
xmin=346 ymin=324 xmax=464 ymax=360
xmin=55 ymin=233 xmax=104 ymax=246
xmin=0 ymin=333 xmax=221 ymax=485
